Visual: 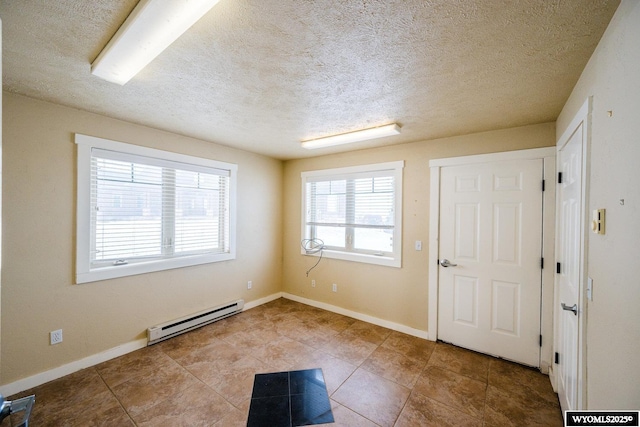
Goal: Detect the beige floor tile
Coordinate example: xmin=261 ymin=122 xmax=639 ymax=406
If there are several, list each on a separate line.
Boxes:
xmin=194 ymin=354 xmax=273 ymax=407
xmin=314 ymin=311 xmax=357 ymax=333
xmin=251 ymin=334 xmax=317 ymax=371
xmin=326 ymin=400 xmax=379 ymax=426
xmin=97 ymin=346 xmax=176 ymax=388
xmin=133 ymin=382 xmax=233 ymax=426
xmin=321 ymin=333 xmax=378 ymax=365
xmin=489 ymin=357 xmax=558 ymax=404
xmin=427 ymin=342 xmax=491 ymax=382
xmin=211 ymin=405 xmax=248 ymax=427
xmin=484 ymin=384 xmax=563 ymax=427
xmin=11 ymin=368 xmax=110 ymax=417
xmin=341 ymin=319 xmax=392 ymax=345
xmin=20 ymin=388 xmax=133 ymax=427
xmin=395 ymin=391 xmax=482 ymax=427
xmin=413 ymin=365 xmax=487 ymax=419
xmin=381 ymin=330 xmax=436 ymax=362
xmin=361 ymin=345 xmax=428 ymax=388
xmin=332 ymin=368 xmax=410 ymax=427
xmin=111 ymin=362 xmax=201 ymax=417
xmin=171 ymin=338 xmax=245 ymax=370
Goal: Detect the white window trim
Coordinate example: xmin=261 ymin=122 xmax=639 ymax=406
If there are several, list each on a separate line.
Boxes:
xmin=301 ymin=161 xmax=403 ymax=268
xmin=75 ymin=134 xmax=237 ymax=284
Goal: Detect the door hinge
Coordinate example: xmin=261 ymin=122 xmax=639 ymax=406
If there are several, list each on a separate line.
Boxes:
xmin=542 ymin=180 xmax=546 ymax=191
xmin=541 ymin=258 xmax=544 ymax=269
xmin=558 ymin=172 xmax=563 ymax=184
xmin=555 ymin=352 xmax=560 ymax=364
xmin=539 ymin=335 xmax=542 ymax=347
xmin=556 ymin=262 xmax=561 ymax=274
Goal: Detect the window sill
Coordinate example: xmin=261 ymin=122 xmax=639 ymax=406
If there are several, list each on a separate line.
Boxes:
xmin=76 ymin=252 xmax=235 ymax=284
xmin=302 ymin=249 xmax=401 ymax=268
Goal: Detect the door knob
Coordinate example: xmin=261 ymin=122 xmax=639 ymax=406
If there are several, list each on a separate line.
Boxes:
xmin=440 ymin=259 xmax=458 ymax=267
xmin=561 ymin=302 xmax=578 ymax=316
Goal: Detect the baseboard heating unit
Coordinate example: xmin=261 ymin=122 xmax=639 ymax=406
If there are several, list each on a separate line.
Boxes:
xmin=147 ymin=299 xmax=244 ymax=345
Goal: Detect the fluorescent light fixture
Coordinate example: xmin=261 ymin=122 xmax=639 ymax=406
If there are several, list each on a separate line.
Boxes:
xmin=301 ymin=123 xmax=401 ymax=149
xmin=92 ymin=0 xmax=220 ymax=85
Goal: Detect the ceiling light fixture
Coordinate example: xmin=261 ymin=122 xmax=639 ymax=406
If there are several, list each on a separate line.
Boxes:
xmin=301 ymin=123 xmax=401 ymax=149
xmin=91 ymin=0 xmax=221 ymax=85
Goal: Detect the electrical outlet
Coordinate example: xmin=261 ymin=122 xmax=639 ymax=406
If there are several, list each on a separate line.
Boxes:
xmin=332 ymin=283 xmax=337 ymax=292
xmin=247 ymin=280 xmax=252 ymax=290
xmin=311 ymin=279 xmax=316 ymax=287
xmin=50 ymin=329 xmax=63 ymax=345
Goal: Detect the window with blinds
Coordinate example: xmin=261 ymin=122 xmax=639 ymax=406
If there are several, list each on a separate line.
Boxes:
xmin=75 ymin=134 xmax=236 ymax=283
xmin=301 ymin=161 xmax=403 ymax=267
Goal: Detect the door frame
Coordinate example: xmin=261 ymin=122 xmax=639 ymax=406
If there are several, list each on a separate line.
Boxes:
xmin=553 ymin=97 xmax=591 ymax=409
xmin=428 ymin=147 xmax=556 ymax=371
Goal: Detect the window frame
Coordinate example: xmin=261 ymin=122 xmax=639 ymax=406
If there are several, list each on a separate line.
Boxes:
xmin=301 ymin=161 xmax=403 ymax=268
xmin=75 ymin=134 xmax=237 ymax=284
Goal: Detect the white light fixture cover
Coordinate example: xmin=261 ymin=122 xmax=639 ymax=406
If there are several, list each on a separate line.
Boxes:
xmin=92 ymin=0 xmax=221 ymax=85
xmin=301 ymin=123 xmax=401 ymax=149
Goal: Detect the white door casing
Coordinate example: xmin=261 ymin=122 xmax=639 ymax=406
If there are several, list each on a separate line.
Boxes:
xmin=555 ymin=98 xmax=590 ymax=411
xmin=428 ymin=148 xmax=556 ymax=371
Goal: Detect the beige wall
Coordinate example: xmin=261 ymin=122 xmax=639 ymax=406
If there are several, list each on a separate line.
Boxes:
xmin=556 ymin=0 xmax=640 ymax=409
xmin=1 ymin=93 xmax=283 ymax=384
xmin=282 ymin=123 xmax=555 ymax=332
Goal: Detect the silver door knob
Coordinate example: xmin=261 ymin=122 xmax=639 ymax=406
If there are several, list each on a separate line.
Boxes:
xmin=561 ymin=302 xmax=578 ymax=316
xmin=440 ymin=259 xmax=458 ymax=267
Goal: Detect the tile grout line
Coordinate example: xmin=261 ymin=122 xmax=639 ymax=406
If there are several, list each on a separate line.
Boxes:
xmin=93 ymin=366 xmax=138 ymax=426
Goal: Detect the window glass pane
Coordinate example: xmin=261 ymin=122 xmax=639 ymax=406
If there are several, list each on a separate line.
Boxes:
xmin=315 ymin=226 xmax=345 ymax=248
xmin=330 ymin=180 xmax=346 ymax=194
xmin=315 ymin=181 xmax=331 ymax=195
xmin=301 ymin=161 xmax=402 ymax=267
xmin=307 ymin=182 xmax=346 ymax=225
xmin=354 ymin=228 xmax=393 ymax=252
xmin=354 ymin=179 xmax=394 ymax=226
xmin=94 ymin=178 xmax=163 ymax=260
xmin=174 ymin=172 xmax=223 ymax=254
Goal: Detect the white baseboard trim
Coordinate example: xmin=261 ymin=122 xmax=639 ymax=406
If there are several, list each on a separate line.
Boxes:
xmin=244 ymin=292 xmax=283 ymax=310
xmin=548 ymin=365 xmax=558 ymax=393
xmin=0 ymin=292 xmax=426 ymax=396
xmin=0 ymin=293 xmax=285 ymax=397
xmin=0 ymin=338 xmax=148 ymax=397
xmin=282 ymin=293 xmax=430 ymax=340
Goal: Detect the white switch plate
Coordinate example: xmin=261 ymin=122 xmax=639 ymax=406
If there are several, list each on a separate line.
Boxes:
xmin=332 ymin=283 xmax=337 ymax=292
xmin=415 ymin=240 xmax=422 ymax=251
xmin=587 ymin=277 xmax=593 ymax=301
xmin=247 ymin=280 xmax=252 ymax=289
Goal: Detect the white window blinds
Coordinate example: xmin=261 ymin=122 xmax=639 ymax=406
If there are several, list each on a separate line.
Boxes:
xmin=91 ymin=149 xmax=230 ymax=263
xmin=302 ymin=161 xmax=403 ymax=267
xmin=76 ymin=134 xmax=236 ymax=284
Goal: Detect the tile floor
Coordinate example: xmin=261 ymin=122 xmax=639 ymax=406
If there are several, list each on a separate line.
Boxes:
xmin=7 ymin=298 xmax=563 ymax=426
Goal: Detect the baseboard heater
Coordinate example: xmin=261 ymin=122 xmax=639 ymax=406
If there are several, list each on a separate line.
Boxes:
xmin=147 ymin=299 xmax=244 ymax=345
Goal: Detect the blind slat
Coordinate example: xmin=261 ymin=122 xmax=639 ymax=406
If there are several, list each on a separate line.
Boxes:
xmin=91 ymin=152 xmax=230 ymax=263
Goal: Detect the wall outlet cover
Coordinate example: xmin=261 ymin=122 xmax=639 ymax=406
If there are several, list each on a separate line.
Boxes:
xmin=50 ymin=329 xmax=63 ymax=345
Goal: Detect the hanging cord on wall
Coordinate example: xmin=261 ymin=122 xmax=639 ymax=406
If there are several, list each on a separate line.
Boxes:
xmin=301 ymin=238 xmax=325 ymax=277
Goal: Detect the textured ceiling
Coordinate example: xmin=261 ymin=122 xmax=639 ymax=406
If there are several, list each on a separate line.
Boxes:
xmin=0 ymin=0 xmax=619 ymax=159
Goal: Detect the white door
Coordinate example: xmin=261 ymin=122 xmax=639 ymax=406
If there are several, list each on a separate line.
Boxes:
xmin=438 ymin=159 xmax=543 ymax=367
xmin=556 ymin=118 xmax=586 ymax=411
